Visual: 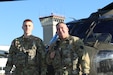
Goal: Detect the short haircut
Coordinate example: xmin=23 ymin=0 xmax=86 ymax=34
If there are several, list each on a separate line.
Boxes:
xmin=56 ymin=22 xmax=65 ymax=27
xmin=23 ymin=19 xmax=33 ymax=25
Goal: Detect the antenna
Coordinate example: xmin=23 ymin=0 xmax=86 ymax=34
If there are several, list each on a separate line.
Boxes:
xmin=69 ymin=17 xmax=76 ymax=21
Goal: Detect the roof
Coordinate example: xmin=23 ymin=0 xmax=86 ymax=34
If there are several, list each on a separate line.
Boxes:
xmin=99 ymin=2 xmax=113 ymax=11
xmin=0 ymin=46 xmax=10 ymax=52
xmin=39 ymin=13 xmax=65 ymax=20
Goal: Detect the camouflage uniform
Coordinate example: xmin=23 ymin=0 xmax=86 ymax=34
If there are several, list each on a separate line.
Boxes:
xmin=46 ymin=35 xmax=90 ymax=75
xmin=5 ymin=35 xmax=47 ymax=75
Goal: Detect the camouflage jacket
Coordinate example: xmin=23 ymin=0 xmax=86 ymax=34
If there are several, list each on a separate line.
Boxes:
xmin=46 ymin=35 xmax=90 ymax=75
xmin=5 ymin=35 xmax=47 ymax=75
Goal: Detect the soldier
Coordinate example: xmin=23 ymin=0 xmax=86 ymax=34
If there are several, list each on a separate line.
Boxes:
xmin=46 ymin=22 xmax=90 ymax=75
xmin=4 ymin=19 xmax=47 ymax=75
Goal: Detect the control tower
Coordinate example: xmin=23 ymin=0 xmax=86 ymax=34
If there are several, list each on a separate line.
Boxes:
xmin=39 ymin=13 xmax=65 ymax=44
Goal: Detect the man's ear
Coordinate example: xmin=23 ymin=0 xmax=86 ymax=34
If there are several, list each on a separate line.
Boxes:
xmin=22 ymin=25 xmax=24 ymax=30
xmin=32 ymin=25 xmax=34 ymax=29
xmin=67 ymin=27 xmax=69 ymax=31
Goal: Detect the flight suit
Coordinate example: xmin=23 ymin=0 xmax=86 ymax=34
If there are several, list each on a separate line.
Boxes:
xmin=46 ymin=35 xmax=90 ymax=75
xmin=5 ymin=35 xmax=47 ymax=75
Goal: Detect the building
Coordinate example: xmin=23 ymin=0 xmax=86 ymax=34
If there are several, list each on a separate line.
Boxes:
xmin=39 ymin=13 xmax=65 ymax=44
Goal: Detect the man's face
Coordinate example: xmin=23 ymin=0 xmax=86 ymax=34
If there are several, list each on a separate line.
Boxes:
xmin=22 ymin=21 xmax=33 ymax=35
xmin=56 ymin=23 xmax=69 ymax=39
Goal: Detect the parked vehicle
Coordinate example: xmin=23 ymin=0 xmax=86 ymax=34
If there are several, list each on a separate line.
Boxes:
xmin=0 ymin=46 xmax=9 ymax=74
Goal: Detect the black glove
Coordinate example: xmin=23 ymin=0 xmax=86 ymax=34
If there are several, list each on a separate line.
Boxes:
xmin=82 ymin=74 xmax=88 ymax=75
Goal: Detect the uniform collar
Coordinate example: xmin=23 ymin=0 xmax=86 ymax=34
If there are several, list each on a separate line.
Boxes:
xmin=58 ymin=35 xmax=71 ymax=41
xmin=22 ymin=35 xmax=33 ymax=39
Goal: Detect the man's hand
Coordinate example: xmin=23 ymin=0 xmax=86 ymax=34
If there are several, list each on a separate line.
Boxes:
xmin=50 ymin=51 xmax=55 ymax=59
